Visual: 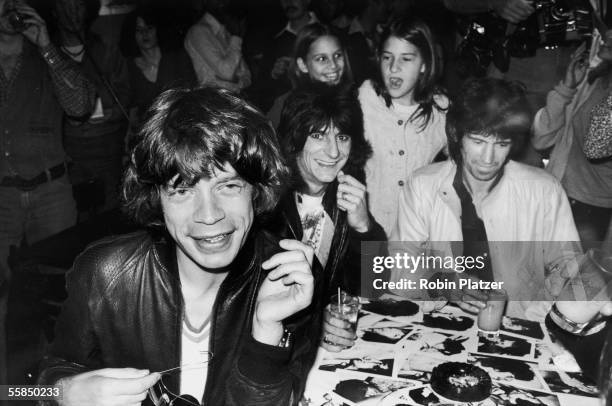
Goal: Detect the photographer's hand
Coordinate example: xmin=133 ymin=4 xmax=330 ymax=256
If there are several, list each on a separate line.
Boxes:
xmin=14 ymin=2 xmax=50 ymax=48
xmin=563 ymin=49 xmax=588 ymax=89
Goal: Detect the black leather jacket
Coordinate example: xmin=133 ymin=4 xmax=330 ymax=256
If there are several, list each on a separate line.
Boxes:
xmin=267 ymin=180 xmax=387 ymax=398
xmin=38 ymin=228 xmax=307 ymax=405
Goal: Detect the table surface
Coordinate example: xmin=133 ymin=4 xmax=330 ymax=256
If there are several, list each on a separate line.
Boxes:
xmin=302 ymin=297 xmax=600 ymax=406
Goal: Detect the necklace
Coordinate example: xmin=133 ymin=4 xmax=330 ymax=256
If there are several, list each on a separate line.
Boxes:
xmin=61 ymin=45 xmax=85 ymax=57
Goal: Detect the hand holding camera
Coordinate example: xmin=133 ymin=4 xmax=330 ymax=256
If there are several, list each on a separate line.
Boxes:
xmin=7 ymin=1 xmax=50 ymax=49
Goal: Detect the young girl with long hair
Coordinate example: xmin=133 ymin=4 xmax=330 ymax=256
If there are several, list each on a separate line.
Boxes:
xmin=359 ymin=17 xmax=448 ymax=236
xmin=267 ymin=22 xmax=353 ymax=129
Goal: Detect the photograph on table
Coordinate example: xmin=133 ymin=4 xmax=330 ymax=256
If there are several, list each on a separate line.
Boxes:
xmin=414 ymin=310 xmax=475 ymax=332
xmin=319 ymin=355 xmax=395 ymax=377
xmin=359 ymin=320 xmax=414 ymax=345
xmin=332 ymin=376 xmax=420 ymax=405
xmin=501 ymin=317 xmax=545 ymax=340
xmin=397 ymin=353 xmax=441 ymax=384
xmin=539 ymin=370 xmax=599 ymax=398
xmin=477 ymin=333 xmax=534 ymax=360
xmin=468 ymin=353 xmax=546 ymax=391
xmin=533 ymin=340 xmax=579 ymax=371
xmin=488 ymin=383 xmax=561 ymax=406
xmin=401 ymin=330 xmax=473 ymax=362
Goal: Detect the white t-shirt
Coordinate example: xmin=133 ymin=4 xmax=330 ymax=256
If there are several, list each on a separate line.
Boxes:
xmin=179 ymin=317 xmax=211 ymax=402
xmin=295 ymin=192 xmax=334 ymax=267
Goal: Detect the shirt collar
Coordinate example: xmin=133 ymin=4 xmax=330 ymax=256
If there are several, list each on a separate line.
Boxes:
xmin=276 ymin=12 xmax=318 ymax=37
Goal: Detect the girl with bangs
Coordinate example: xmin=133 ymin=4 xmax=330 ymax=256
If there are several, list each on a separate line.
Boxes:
xmin=359 ymin=17 xmax=448 ymax=237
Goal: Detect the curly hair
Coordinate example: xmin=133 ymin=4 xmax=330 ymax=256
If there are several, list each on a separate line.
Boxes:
xmin=122 ymin=86 xmax=289 ymax=228
xmin=278 ymin=83 xmax=371 ymax=189
xmin=446 ymin=77 xmax=532 ymax=164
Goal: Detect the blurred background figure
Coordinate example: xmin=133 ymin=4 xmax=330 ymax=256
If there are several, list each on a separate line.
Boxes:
xmin=0 ymin=0 xmax=94 ymax=393
xmin=344 ymin=0 xmax=390 ymax=86
xmin=256 ymin=0 xmax=317 ymax=111
xmin=312 ymin=0 xmax=349 ymax=30
xmin=183 ymin=0 xmax=250 ymax=92
xmin=267 ymin=22 xmax=352 ymax=129
xmin=120 ymin=6 xmax=196 ymax=126
xmin=54 ymin=0 xmax=130 ymax=213
xmin=532 ymin=25 xmax=612 ymax=246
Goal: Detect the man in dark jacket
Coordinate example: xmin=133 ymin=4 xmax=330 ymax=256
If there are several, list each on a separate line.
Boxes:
xmin=38 ymin=87 xmax=315 ymax=405
xmin=271 ymin=84 xmax=386 ymax=377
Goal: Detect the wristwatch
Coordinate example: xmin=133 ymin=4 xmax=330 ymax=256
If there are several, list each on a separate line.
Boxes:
xmin=549 ymin=303 xmax=606 ymax=336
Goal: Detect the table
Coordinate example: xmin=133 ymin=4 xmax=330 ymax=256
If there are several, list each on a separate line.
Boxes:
xmin=302 ymin=296 xmax=600 ymax=406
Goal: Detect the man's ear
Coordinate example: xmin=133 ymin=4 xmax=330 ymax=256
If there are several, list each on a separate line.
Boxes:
xmin=297 ymin=58 xmax=309 ymax=74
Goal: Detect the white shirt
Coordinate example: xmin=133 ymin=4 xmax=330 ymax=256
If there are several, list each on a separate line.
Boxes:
xmin=389 ymin=160 xmax=581 ymax=320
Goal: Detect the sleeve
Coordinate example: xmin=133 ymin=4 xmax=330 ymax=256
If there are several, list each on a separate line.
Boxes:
xmin=387 ymin=177 xmax=434 ymax=298
xmin=42 ymin=44 xmax=96 ymax=119
xmin=542 ymin=180 xmax=582 ymax=298
xmin=225 ymin=334 xmax=294 ymax=406
xmin=345 ymin=214 xmax=388 ymax=297
xmin=184 ymin=24 xmax=246 ymax=83
xmin=531 ymin=81 xmax=577 ymax=150
xmin=36 ymin=251 xmax=101 ymax=400
xmin=107 ymin=46 xmax=131 ymax=121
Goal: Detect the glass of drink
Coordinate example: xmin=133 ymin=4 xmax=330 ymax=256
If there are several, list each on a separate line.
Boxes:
xmin=477 ymin=288 xmax=507 ymax=339
xmin=552 ymin=249 xmax=612 ymax=335
xmin=330 ymin=291 xmax=361 ymax=339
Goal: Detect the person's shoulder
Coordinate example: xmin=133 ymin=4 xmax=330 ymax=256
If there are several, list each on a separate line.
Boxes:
xmin=411 ymin=160 xmax=453 ymax=182
xmin=69 ymin=231 xmax=156 ymax=285
xmin=504 ymin=161 xmax=561 ymax=186
xmin=358 ymin=80 xmax=377 ymax=100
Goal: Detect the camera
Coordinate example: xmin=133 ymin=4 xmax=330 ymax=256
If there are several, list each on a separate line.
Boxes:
xmin=455 ymin=0 xmax=593 ymax=77
xmin=7 ymin=10 xmax=27 ymax=32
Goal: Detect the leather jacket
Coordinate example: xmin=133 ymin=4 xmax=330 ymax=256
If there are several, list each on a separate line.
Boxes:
xmin=38 ymin=228 xmax=307 ymax=405
xmin=267 ymin=180 xmax=387 ymax=399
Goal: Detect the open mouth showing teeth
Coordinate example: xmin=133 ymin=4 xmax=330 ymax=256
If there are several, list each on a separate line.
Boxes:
xmin=200 ymin=233 xmax=230 ymax=243
xmin=389 ymin=78 xmax=403 ymax=87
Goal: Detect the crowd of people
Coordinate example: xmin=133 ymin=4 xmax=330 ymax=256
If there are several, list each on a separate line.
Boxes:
xmin=1 ymin=0 xmax=612 ymax=404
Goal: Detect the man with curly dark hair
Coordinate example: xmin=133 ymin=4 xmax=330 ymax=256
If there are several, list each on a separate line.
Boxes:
xmin=38 ymin=86 xmax=315 ymax=406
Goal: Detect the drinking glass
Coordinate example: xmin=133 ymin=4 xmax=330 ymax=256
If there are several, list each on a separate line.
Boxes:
xmin=330 ymin=291 xmax=361 ymax=337
xmin=477 ymin=288 xmax=507 ymax=339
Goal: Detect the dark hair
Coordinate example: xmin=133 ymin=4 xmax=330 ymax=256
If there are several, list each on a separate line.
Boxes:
xmin=291 ymin=23 xmax=353 ymax=88
xmin=278 ymin=84 xmax=371 ymax=189
xmin=446 ymin=77 xmax=532 ymax=164
xmin=119 ymin=7 xmax=163 ymax=58
xmin=372 ymin=17 xmax=446 ymax=129
xmin=122 ymin=87 xmax=289 ymax=228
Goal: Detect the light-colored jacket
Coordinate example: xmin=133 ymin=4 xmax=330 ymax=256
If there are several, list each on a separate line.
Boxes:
xmin=389 ymin=160 xmax=581 ymax=321
xmin=359 ymin=80 xmax=448 ymax=237
xmin=184 ymin=13 xmax=251 ymax=91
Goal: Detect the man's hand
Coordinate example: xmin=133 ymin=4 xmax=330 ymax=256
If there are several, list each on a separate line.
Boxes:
xmin=253 ymin=239 xmax=314 ymax=345
xmin=490 ymin=0 xmax=534 ymax=24
xmin=58 ymin=368 xmax=160 ymax=406
xmin=320 ymin=305 xmax=357 ymax=352
xmin=450 ymin=275 xmax=487 ymax=314
xmin=271 ymin=56 xmax=292 ymax=80
xmin=13 ymin=2 xmax=50 ymax=48
xmin=337 ymin=171 xmax=370 ymax=233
